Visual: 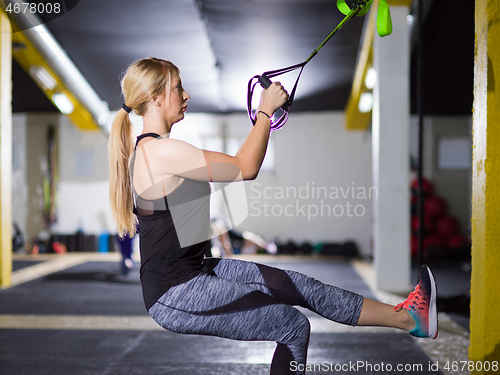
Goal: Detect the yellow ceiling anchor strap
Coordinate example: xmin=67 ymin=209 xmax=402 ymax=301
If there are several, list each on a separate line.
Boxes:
xmin=336 ymin=0 xmax=392 ymax=37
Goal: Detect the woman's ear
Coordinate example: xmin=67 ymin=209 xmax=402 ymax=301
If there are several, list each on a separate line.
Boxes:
xmin=152 ymin=94 xmax=164 ymax=107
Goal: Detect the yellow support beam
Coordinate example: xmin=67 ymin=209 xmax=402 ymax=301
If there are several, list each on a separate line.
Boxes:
xmin=7 ymin=14 xmax=100 ymax=131
xmin=470 ymin=0 xmax=500 ymax=369
xmin=0 ymin=10 xmax=12 ymax=289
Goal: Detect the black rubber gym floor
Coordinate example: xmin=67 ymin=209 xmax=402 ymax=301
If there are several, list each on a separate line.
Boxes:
xmin=0 ymin=256 xmax=460 ymax=375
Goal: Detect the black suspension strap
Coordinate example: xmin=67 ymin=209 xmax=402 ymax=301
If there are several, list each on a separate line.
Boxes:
xmin=247 ymin=0 xmax=392 ymax=131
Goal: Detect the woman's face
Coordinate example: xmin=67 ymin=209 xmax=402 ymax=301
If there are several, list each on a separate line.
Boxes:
xmin=163 ymin=72 xmax=190 ymax=125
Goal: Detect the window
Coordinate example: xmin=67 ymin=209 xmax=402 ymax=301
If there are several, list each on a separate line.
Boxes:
xmin=437 ymin=137 xmax=472 ymax=170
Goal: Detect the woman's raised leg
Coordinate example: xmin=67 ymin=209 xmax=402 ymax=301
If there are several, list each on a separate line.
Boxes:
xmin=207 ymin=258 xmax=438 ymax=339
xmin=356 ymin=298 xmax=414 ymax=330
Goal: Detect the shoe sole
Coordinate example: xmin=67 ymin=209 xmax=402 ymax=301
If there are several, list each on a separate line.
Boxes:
xmin=424 ymin=265 xmax=438 ymax=339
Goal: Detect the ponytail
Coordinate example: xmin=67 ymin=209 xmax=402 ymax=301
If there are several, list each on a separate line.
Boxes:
xmin=108 ymin=108 xmax=136 ymax=238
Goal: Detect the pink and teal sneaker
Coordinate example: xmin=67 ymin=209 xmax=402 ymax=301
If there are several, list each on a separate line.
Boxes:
xmin=395 ymin=265 xmax=438 ymax=339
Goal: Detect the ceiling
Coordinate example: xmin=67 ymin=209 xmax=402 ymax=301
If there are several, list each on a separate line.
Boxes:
xmin=12 ymin=0 xmax=474 ymax=116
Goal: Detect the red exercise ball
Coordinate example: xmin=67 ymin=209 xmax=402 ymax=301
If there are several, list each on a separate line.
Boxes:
xmin=424 ymin=196 xmax=447 ymax=219
xmin=411 ymin=195 xmax=418 ymax=205
xmin=411 ymin=215 xmax=433 ymax=235
xmin=423 ymin=234 xmax=446 ymax=252
xmin=411 ymin=235 xmax=419 ymax=256
xmin=437 ymin=216 xmax=460 ymax=238
xmin=411 ymin=178 xmax=434 ymax=197
xmin=448 ymin=234 xmax=470 ymax=249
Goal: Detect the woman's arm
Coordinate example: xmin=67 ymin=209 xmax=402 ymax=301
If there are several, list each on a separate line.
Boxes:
xmin=220 ymin=82 xmax=287 ymax=179
xmin=203 ymin=111 xmax=271 ymax=181
xmin=144 ymin=82 xmax=287 ymax=183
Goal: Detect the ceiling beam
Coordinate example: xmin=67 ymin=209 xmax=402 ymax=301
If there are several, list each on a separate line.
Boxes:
xmin=10 ymin=22 xmax=100 ymax=131
xmin=1 ymin=1 xmax=110 ymax=131
xmin=193 ymin=0 xmax=225 ymax=111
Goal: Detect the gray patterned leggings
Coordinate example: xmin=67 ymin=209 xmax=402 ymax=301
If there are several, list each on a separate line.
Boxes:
xmin=148 ymin=258 xmax=364 ymax=375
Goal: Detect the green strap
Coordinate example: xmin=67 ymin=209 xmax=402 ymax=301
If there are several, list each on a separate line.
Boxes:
xmin=336 ymin=0 xmax=352 ymax=16
xmin=336 ymin=0 xmax=373 ymax=16
xmin=336 ymin=0 xmax=392 ymax=37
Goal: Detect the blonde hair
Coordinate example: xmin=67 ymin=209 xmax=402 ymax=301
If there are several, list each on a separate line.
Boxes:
xmin=108 ymin=57 xmax=180 ymax=237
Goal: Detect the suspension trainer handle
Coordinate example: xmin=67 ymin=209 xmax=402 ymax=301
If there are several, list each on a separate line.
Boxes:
xmin=258 ymin=75 xmax=291 ymax=110
xmin=258 ymin=75 xmax=272 ymax=89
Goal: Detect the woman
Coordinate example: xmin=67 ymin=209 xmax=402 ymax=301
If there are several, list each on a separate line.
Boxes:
xmin=109 ymin=57 xmax=437 ymax=375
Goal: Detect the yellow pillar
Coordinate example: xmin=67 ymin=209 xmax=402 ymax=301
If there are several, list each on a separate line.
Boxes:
xmin=0 ymin=10 xmax=12 ymax=289
xmin=470 ymin=0 xmax=500 ymax=368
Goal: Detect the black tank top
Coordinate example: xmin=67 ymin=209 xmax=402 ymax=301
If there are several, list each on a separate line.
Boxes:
xmin=130 ymin=133 xmax=211 ymax=310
